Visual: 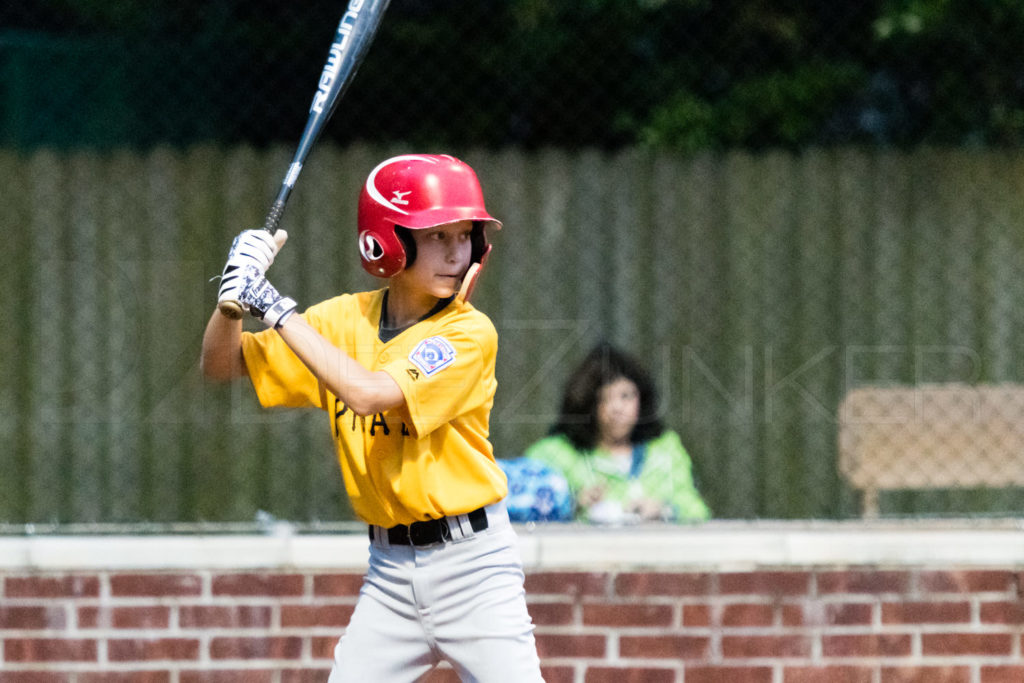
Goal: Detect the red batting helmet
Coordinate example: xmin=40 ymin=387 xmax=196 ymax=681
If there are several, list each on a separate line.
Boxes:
xmin=357 ymin=154 xmax=502 ymax=277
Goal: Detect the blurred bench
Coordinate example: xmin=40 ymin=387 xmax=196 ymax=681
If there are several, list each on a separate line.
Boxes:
xmin=838 ymin=384 xmax=1024 ymax=517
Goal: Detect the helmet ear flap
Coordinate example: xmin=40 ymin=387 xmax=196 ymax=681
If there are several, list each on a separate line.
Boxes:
xmin=470 ymin=221 xmax=488 ymax=265
xmin=358 ymin=228 xmax=406 ymax=277
xmin=394 ymin=226 xmax=416 ymax=269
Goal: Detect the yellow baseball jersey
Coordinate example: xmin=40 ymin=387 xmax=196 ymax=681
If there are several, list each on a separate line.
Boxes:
xmin=240 ymin=289 xmax=507 ymax=527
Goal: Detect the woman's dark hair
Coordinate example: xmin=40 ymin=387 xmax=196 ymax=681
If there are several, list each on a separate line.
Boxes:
xmin=550 ymin=342 xmax=664 ymax=450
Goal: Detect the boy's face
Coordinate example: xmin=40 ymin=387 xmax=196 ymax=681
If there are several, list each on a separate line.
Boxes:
xmin=404 ymin=220 xmax=475 ymax=298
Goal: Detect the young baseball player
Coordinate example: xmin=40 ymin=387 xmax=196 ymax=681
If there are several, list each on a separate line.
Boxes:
xmin=201 ymin=154 xmax=544 ymax=682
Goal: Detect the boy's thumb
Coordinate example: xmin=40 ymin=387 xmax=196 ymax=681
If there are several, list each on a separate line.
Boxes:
xmin=273 ymin=230 xmax=289 ymax=252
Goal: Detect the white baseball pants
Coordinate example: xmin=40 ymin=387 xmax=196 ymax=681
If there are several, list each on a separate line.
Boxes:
xmin=327 ymin=502 xmax=544 ymax=683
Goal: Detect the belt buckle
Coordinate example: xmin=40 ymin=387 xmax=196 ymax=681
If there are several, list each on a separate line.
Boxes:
xmin=408 ymin=518 xmax=450 ymax=546
xmin=406 ymin=519 xmax=440 ymax=546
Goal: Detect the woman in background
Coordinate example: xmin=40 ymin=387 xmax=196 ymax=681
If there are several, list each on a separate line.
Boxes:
xmin=524 ymin=342 xmax=711 ymax=524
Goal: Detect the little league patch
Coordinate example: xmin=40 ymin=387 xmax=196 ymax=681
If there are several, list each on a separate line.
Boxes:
xmin=409 ymin=336 xmax=457 ymax=376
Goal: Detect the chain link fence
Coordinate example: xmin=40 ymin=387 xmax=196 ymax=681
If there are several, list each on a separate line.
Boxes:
xmin=3 ymin=2 xmax=1024 ymax=526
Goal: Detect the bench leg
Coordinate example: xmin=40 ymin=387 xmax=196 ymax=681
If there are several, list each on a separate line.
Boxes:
xmin=862 ymin=488 xmax=880 ymax=518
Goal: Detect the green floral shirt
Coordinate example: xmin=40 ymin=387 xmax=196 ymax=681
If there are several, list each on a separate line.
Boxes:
xmin=523 ymin=431 xmax=711 ymax=523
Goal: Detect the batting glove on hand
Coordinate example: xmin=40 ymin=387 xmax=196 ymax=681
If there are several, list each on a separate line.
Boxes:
xmin=236 ymin=265 xmax=298 ymax=329
xmin=217 ymin=229 xmax=288 ymax=308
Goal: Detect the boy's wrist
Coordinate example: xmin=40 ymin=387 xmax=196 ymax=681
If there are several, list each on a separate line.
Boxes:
xmin=234 ymin=265 xmax=299 ymax=328
xmin=263 ymin=297 xmax=298 ymax=328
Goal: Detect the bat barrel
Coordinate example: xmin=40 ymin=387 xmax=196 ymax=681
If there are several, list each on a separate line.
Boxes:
xmin=216 ymin=0 xmax=390 ymax=322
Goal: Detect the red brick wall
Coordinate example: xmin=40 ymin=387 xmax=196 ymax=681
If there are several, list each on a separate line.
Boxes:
xmin=3 ymin=567 xmax=1024 ymax=682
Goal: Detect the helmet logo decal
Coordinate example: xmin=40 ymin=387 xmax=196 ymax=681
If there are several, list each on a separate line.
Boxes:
xmin=358 ymin=231 xmax=385 ymax=261
xmin=390 ymin=190 xmax=411 ymax=205
xmin=365 ymin=154 xmax=438 ymax=215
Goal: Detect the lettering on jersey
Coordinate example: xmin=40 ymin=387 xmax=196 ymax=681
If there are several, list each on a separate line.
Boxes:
xmin=333 ymin=399 xmax=360 ymax=434
xmin=406 ymin=367 xmax=420 ymax=381
xmin=370 ymin=413 xmax=390 ymax=436
xmin=333 ymin=400 xmax=348 ymax=436
xmin=409 ymin=336 xmax=457 ymax=377
xmin=334 ymin=397 xmax=410 ymax=438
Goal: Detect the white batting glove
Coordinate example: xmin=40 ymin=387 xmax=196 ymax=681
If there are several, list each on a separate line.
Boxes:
xmin=217 ymin=229 xmax=288 ymax=307
xmin=236 ymin=265 xmax=298 ymax=329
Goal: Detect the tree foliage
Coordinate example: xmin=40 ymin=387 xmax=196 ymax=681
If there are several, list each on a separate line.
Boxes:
xmin=1 ymin=0 xmax=1022 ymax=150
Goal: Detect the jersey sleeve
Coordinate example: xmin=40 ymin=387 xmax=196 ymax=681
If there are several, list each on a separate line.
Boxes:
xmin=383 ymin=321 xmax=497 ymax=438
xmin=240 ymin=310 xmax=325 ymax=410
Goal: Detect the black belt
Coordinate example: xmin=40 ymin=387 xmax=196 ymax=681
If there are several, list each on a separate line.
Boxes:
xmin=369 ymin=507 xmax=489 ymax=547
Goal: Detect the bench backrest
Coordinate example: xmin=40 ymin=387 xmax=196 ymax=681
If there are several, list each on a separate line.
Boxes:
xmin=838 ymin=384 xmax=1024 ymax=517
